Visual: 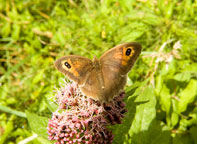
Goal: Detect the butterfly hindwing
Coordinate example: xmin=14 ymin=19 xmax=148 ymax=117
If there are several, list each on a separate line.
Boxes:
xmin=79 ymin=68 xmax=103 ymax=101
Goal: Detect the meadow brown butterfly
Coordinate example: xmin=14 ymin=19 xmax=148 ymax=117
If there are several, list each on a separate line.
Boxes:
xmin=55 ymin=42 xmax=142 ymax=103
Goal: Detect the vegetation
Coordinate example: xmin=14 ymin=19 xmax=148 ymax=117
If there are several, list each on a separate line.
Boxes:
xmin=0 ymin=0 xmax=197 ymax=144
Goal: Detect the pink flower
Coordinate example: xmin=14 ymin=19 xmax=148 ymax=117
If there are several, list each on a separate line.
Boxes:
xmin=47 ymin=81 xmax=126 ymax=144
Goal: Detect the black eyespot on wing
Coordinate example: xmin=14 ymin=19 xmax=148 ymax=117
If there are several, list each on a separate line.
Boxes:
xmin=64 ymin=62 xmax=71 ymax=69
xmin=126 ymin=48 xmax=131 ymax=56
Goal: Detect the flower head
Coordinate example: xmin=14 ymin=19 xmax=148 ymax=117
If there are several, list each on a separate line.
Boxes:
xmin=47 ymin=81 xmax=126 ymax=144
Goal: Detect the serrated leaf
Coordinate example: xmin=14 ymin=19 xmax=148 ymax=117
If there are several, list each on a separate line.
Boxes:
xmin=178 ymin=79 xmax=197 ymax=113
xmin=26 ymin=111 xmax=49 ymax=139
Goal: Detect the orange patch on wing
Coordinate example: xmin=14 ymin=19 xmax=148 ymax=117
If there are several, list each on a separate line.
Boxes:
xmin=72 ymin=69 xmax=79 ymax=77
xmin=121 ymin=60 xmax=127 ymax=66
xmin=121 ymin=46 xmax=135 ymax=66
xmin=114 ymin=52 xmax=122 ymax=59
xmin=62 ymin=59 xmax=79 ymax=77
xmin=73 ymin=61 xmax=82 ymax=69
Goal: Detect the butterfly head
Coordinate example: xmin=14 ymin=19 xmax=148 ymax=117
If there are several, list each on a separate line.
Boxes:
xmin=92 ymin=56 xmax=100 ymax=69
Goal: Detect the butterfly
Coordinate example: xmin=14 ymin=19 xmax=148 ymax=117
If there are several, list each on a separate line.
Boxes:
xmin=54 ymin=42 xmax=142 ymax=103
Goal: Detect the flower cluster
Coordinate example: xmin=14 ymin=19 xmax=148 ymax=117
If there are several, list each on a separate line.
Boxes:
xmin=47 ymin=81 xmax=126 ymax=144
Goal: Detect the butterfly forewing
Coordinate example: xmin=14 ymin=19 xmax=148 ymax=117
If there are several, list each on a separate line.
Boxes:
xmin=54 ymin=55 xmax=94 ymax=85
xmin=100 ymin=42 xmax=142 ymax=75
xmin=54 ymin=42 xmax=142 ymax=103
xmin=99 ymin=42 xmax=142 ymax=101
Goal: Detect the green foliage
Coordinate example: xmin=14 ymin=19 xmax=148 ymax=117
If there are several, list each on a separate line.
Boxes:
xmin=26 ymin=111 xmax=49 ymax=139
xmin=0 ymin=0 xmax=197 ymax=143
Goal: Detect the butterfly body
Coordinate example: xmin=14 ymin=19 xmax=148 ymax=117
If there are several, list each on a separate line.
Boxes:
xmin=55 ymin=42 xmax=142 ymax=103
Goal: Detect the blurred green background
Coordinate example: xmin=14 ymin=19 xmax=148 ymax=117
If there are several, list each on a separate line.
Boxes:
xmin=0 ymin=0 xmax=197 ymax=144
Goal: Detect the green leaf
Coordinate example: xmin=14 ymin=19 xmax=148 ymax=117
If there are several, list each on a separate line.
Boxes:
xmin=173 ymin=72 xmax=191 ymax=82
xmin=120 ymin=30 xmax=145 ymax=42
xmin=111 ymin=95 xmax=137 ymax=144
xmin=0 ymin=55 xmax=31 ymax=82
xmin=44 ymin=95 xmax=58 ymax=112
xmin=173 ymin=133 xmax=194 ymax=144
xmin=112 ymin=81 xmax=150 ymax=144
xmin=184 ymin=63 xmax=197 ymax=72
xmin=125 ymin=79 xmax=149 ymax=98
xmin=131 ymin=120 xmax=171 ymax=144
xmin=0 ymin=115 xmax=15 ymax=144
xmin=129 ymin=86 xmax=156 ymax=139
xmin=0 ymin=105 xmax=26 ymax=118
xmin=37 ymin=136 xmax=52 ymax=144
xmin=32 ymin=70 xmax=45 ymax=84
xmin=12 ymin=24 xmax=21 ymax=41
xmin=159 ymin=84 xmax=171 ymax=115
xmin=178 ymin=79 xmax=197 ymax=113
xmin=171 ymin=99 xmax=179 ymax=127
xmin=190 ymin=126 xmax=197 ymax=144
xmin=125 ymin=82 xmax=141 ymax=98
xmin=26 ymin=111 xmax=49 ymax=139
xmin=171 ymin=112 xmax=179 ymax=127
xmin=155 ymin=75 xmax=164 ymax=96
xmin=1 ymin=22 xmax=11 ymax=37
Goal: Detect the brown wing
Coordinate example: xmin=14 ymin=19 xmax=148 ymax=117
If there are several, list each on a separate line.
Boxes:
xmin=54 ymin=55 xmax=93 ymax=85
xmin=79 ymin=68 xmax=103 ymax=101
xmin=100 ymin=42 xmax=142 ymax=101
